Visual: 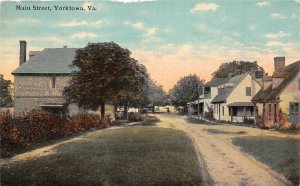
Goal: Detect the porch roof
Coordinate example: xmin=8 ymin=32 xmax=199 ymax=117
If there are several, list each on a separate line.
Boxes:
xmin=228 ymin=102 xmax=254 ymax=107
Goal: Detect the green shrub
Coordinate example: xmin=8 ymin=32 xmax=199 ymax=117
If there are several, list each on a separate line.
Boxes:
xmin=128 ymin=112 xmax=145 ymax=122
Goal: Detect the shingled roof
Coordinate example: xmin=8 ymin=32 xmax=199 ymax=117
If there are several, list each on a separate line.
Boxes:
xmin=204 ymin=78 xmax=229 ymax=87
xmin=212 ymin=73 xmax=248 ymax=103
xmin=252 ymin=61 xmax=300 ymax=102
xmin=12 ymin=48 xmax=78 ymax=75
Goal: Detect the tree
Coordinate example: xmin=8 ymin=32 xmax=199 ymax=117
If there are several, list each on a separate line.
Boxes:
xmin=211 ymin=61 xmax=265 ymax=79
xmin=0 ymin=74 xmax=13 ymax=107
xmin=147 ymin=80 xmax=167 ymax=112
xmin=64 ymin=42 xmax=148 ymax=119
xmin=169 ymin=74 xmax=205 ymax=112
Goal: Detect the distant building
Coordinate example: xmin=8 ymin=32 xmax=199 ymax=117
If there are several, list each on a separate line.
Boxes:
xmin=12 ymin=41 xmax=82 ymax=116
xmin=252 ymin=57 xmax=300 ymax=128
xmin=211 ymin=73 xmax=262 ymax=122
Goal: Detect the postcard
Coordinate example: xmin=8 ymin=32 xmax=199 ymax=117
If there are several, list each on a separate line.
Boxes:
xmin=0 ymin=0 xmax=299 ymax=185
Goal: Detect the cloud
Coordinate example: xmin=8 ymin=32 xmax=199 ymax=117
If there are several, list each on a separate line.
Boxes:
xmin=144 ymin=27 xmax=157 ymax=36
xmin=292 ymin=14 xmax=300 ymax=21
xmin=265 ymin=41 xmax=287 ymax=47
xmin=71 ymin=32 xmax=97 ymax=40
xmin=124 ymin=21 xmax=145 ymax=30
xmin=57 ymin=20 xmax=88 ymax=27
xmin=4 ymin=18 xmax=40 ymax=25
xmin=294 ymin=0 xmax=300 ymax=4
xmin=249 ymin=25 xmax=257 ymax=31
xmin=133 ymin=22 xmax=144 ymax=30
xmin=271 ymin=13 xmax=287 ymax=19
xmin=256 ymin=1 xmax=270 ymax=6
xmin=111 ymin=0 xmax=156 ymax=3
xmin=57 ymin=20 xmax=103 ymax=27
xmin=191 ymin=3 xmax=218 ymax=13
xmin=265 ymin=31 xmax=291 ymax=39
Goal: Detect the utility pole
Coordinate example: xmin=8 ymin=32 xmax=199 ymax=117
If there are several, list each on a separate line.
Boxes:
xmin=197 ymin=83 xmax=200 ymax=120
xmin=0 ymin=74 xmax=2 ymax=157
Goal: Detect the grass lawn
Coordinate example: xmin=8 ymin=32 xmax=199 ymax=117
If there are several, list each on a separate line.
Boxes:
xmin=233 ymin=136 xmax=300 ymax=185
xmin=1 ymin=127 xmax=203 ymax=186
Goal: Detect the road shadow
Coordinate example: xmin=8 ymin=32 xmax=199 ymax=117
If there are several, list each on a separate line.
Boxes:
xmin=203 ymin=129 xmax=247 ymax=135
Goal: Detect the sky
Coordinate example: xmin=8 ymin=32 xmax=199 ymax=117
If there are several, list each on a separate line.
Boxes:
xmin=0 ymin=0 xmax=299 ymax=91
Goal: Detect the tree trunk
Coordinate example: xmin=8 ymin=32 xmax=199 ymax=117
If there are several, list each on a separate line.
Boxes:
xmin=124 ymin=102 xmax=128 ymax=120
xmin=152 ymin=105 xmax=155 ymax=113
xmin=114 ymin=104 xmax=118 ymax=120
xmin=100 ymin=103 xmax=105 ymax=119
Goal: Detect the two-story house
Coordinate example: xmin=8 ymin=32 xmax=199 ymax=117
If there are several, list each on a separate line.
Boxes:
xmin=12 ymin=41 xmax=81 ymax=116
xmin=196 ymin=78 xmax=230 ymax=115
xmin=252 ymin=57 xmax=300 ymax=128
xmin=211 ymin=73 xmax=262 ymax=122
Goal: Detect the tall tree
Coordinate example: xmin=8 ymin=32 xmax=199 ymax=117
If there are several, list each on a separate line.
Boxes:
xmin=64 ymin=42 xmax=148 ymax=119
xmin=148 ymin=80 xmax=167 ymax=112
xmin=0 ymin=74 xmax=13 ymax=107
xmin=169 ymin=74 xmax=205 ymax=112
xmin=211 ymin=61 xmax=265 ymax=79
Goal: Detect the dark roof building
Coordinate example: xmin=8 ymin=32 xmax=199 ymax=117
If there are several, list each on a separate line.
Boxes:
xmin=12 ymin=48 xmax=78 ymax=75
xmin=252 ymin=60 xmax=300 ymax=103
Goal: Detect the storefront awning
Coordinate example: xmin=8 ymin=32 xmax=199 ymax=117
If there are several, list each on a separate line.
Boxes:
xmin=228 ymin=102 xmax=254 ymax=107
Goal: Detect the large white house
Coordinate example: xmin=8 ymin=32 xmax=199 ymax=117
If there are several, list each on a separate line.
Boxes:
xmin=211 ymin=73 xmax=262 ymax=122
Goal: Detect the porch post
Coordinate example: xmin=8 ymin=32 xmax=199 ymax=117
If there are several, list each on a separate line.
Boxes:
xmin=253 ymin=103 xmax=257 ymax=126
xmin=230 ymin=107 xmax=233 ymax=123
xmin=243 ymin=107 xmax=246 ymax=121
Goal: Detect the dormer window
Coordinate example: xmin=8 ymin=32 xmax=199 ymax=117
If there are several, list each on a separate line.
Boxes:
xmin=51 ymin=77 xmax=56 ymax=89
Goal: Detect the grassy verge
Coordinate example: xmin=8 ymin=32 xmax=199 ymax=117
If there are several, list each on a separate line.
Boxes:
xmin=232 ymin=136 xmax=300 ymax=185
xmin=1 ymin=127 xmax=203 ymax=185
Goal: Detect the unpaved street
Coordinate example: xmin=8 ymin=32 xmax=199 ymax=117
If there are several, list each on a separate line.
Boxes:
xmin=156 ymin=114 xmax=294 ymax=186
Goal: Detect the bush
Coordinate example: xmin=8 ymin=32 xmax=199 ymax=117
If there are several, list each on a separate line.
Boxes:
xmin=128 ymin=112 xmax=145 ymax=122
xmin=66 ymin=114 xmax=111 ymax=134
xmin=203 ymin=111 xmax=215 ymax=121
xmin=0 ymin=110 xmax=112 ymax=157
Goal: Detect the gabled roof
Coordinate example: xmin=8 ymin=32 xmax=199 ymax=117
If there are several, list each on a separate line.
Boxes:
xmin=204 ymin=78 xmax=229 ymax=87
xmin=12 ymin=48 xmax=78 ymax=75
xmin=252 ymin=61 xmax=300 ymax=102
xmin=212 ymin=73 xmax=248 ymax=103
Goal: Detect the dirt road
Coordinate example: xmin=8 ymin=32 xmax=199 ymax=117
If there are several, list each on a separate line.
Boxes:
xmin=156 ymin=114 xmax=292 ymax=186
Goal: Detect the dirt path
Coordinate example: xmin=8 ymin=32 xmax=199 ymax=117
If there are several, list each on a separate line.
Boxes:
xmin=156 ymin=114 xmax=293 ymax=186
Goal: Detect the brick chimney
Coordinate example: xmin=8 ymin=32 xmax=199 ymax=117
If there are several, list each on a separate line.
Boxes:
xmin=274 ymin=57 xmax=285 ymax=71
xmin=19 ymin=40 xmax=27 ymax=66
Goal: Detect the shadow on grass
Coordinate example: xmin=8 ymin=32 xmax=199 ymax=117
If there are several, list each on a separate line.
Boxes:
xmin=1 ymin=127 xmax=203 ymax=186
xmin=204 ymin=129 xmax=247 ymax=135
xmin=233 ymin=136 xmax=300 ymax=185
xmin=0 ymin=129 xmax=101 ymax=158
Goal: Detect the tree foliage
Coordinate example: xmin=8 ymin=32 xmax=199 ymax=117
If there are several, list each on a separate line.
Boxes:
xmin=148 ymin=80 xmax=167 ymax=107
xmin=63 ymin=42 xmax=148 ymax=118
xmin=211 ymin=61 xmax=265 ymax=79
xmin=169 ymin=74 xmax=205 ymax=110
xmin=0 ymin=74 xmax=13 ymax=107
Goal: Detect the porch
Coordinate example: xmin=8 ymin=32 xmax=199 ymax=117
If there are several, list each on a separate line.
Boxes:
xmin=187 ymin=101 xmax=204 ymax=115
xmin=228 ymin=102 xmax=254 ymax=123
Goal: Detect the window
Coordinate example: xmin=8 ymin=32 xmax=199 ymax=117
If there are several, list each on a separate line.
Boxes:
xmin=298 ymin=79 xmax=300 ymax=90
xmin=51 ymin=77 xmax=56 ymax=89
xmin=246 ymin=87 xmax=251 ymax=96
xmin=289 ymin=102 xmax=299 ymax=124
